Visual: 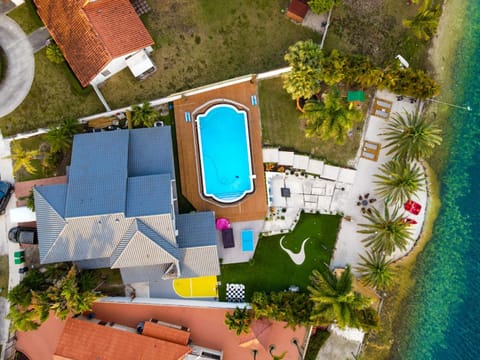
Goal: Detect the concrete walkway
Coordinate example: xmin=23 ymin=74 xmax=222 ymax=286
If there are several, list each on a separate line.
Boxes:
xmin=28 ymin=27 xmax=50 ymax=53
xmin=0 ymin=14 xmax=35 ymax=118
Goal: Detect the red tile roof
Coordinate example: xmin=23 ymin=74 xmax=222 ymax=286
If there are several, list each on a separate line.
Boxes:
xmin=287 ymin=0 xmax=309 ymax=22
xmin=143 ymin=321 xmax=190 ymax=346
xmin=34 ymin=0 xmax=154 ymax=87
xmin=54 ymin=318 xmax=191 ymax=360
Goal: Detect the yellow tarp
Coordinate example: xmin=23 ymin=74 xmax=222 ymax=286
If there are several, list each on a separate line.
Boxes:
xmin=173 ymin=276 xmax=218 ymax=297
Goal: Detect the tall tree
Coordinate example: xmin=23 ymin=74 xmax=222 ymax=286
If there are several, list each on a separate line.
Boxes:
xmin=6 ymin=141 xmax=39 ymax=176
xmin=224 ymin=307 xmax=252 ymax=336
xmin=8 ymin=265 xmax=100 ymax=331
xmin=302 ymin=87 xmax=362 ymax=144
xmin=382 ymin=111 xmax=442 ymax=161
xmin=358 ymin=206 xmax=412 ymax=256
xmin=283 ymin=40 xmax=324 ymax=100
xmin=308 ymin=266 xmax=373 ymax=329
xmin=374 ymin=159 xmax=425 ymax=205
xmin=131 ymin=102 xmax=159 ymax=128
xmin=355 ymin=251 xmax=395 ymax=290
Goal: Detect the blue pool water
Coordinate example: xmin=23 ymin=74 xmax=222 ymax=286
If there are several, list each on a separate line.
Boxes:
xmin=241 ymin=229 xmax=254 ymax=252
xmin=394 ymin=1 xmax=480 ymax=358
xmin=196 ymin=104 xmax=254 ymax=203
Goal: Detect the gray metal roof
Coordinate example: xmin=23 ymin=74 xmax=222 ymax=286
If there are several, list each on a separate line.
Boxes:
xmin=110 ymin=219 xmax=180 ymax=268
xmin=65 ymin=131 xmax=129 ymax=218
xmin=176 ymin=212 xmax=217 ymax=247
xmin=35 ymin=127 xmax=218 ymax=291
xmin=179 ymin=247 xmax=220 ymax=277
xmin=34 ymin=186 xmax=68 ymax=263
xmin=126 ymin=174 xmax=172 ymax=217
xmin=120 ymin=264 xmax=170 ymax=284
xmin=128 ymin=126 xmax=175 ymax=177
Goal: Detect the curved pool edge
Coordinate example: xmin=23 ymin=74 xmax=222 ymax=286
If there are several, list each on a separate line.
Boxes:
xmin=195 ymin=102 xmax=255 ymax=204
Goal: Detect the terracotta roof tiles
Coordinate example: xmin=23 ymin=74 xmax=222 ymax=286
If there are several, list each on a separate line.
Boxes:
xmin=34 ymin=0 xmax=154 ymax=87
xmin=143 ymin=321 xmax=190 ymax=346
xmin=54 ymin=318 xmax=191 ymax=360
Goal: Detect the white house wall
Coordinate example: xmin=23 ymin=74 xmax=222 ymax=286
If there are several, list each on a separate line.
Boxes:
xmin=90 ymin=50 xmax=140 ymax=86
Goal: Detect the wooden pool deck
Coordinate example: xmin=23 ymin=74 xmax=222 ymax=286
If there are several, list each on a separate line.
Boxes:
xmin=173 ymin=80 xmax=267 ymax=222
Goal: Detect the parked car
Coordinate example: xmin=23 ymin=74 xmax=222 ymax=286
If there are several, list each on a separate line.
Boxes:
xmin=0 ymin=181 xmax=13 ymax=215
xmin=8 ymin=227 xmax=38 ymax=245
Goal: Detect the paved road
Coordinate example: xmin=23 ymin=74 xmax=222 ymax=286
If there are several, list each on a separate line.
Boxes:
xmin=0 ymin=14 xmax=35 ymax=118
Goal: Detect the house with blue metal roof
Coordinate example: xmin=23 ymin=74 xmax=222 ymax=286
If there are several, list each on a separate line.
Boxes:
xmin=33 ymin=127 xmax=220 ymax=297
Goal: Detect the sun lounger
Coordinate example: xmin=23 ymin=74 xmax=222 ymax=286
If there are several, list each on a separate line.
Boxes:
xmin=184 ymin=112 xmax=191 ymax=122
xmin=364 ymin=142 xmax=380 ymax=151
xmin=251 ymin=95 xmax=258 ymax=106
xmin=362 ymin=151 xmax=376 ymax=159
xmin=376 ymin=100 xmax=392 ymax=108
xmin=222 ymin=228 xmax=235 ymax=248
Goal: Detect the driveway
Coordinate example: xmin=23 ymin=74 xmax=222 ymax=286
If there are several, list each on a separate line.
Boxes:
xmin=0 ymin=14 xmax=35 ymax=118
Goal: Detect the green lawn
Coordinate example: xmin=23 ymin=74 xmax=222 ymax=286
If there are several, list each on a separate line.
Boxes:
xmin=0 ymin=255 xmax=8 ymax=297
xmin=0 ymin=52 xmax=103 ymax=136
xmin=259 ymin=77 xmax=365 ymax=167
xmin=324 ymin=1 xmax=435 ymax=70
xmin=100 ymin=0 xmax=321 ymax=109
xmin=218 ymin=213 xmax=340 ymax=301
xmin=7 ymin=1 xmax=43 ymax=35
xmin=10 ymin=134 xmax=68 ymax=182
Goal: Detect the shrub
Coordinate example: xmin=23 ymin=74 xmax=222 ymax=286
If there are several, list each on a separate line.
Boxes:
xmin=46 ymin=44 xmax=65 ymax=64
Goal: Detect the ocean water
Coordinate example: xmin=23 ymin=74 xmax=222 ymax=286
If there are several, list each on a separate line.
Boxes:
xmin=394 ymin=1 xmax=480 ymax=358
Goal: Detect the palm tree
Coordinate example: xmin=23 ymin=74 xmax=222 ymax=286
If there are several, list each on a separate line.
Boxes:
xmin=319 ymin=49 xmax=347 ymax=86
xmin=355 ymin=251 xmax=395 ymax=290
xmin=6 ymin=141 xmax=39 ymax=176
xmin=358 ymin=206 xmax=413 ymax=256
xmin=224 ymin=307 xmax=252 ymax=335
xmin=382 ymin=111 xmax=442 ymax=161
xmin=403 ymin=2 xmax=441 ymax=41
xmin=308 ymin=266 xmax=372 ymax=329
xmin=302 ymin=87 xmax=362 ymax=144
xmin=7 ymin=306 xmax=42 ymax=332
xmin=374 ymin=159 xmax=425 ymax=205
xmin=131 ymin=102 xmax=159 ymax=128
xmin=283 ymin=40 xmax=324 ymax=100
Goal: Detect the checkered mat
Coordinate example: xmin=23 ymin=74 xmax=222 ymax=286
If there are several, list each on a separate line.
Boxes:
xmin=226 ymin=283 xmax=245 ymax=302
xmin=130 ymin=0 xmax=151 ymax=16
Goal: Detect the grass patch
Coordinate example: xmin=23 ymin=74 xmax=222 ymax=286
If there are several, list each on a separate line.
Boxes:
xmin=259 ymin=77 xmax=364 ymax=167
xmin=7 ymin=0 xmax=44 ymax=35
xmin=219 ymin=213 xmax=340 ymax=301
xmin=101 ymin=0 xmax=321 ymax=109
xmin=325 ymin=0 xmax=431 ymax=69
xmin=0 ymin=255 xmax=8 ymax=297
xmin=0 ymin=52 xmax=103 ymax=136
xmin=304 ymin=329 xmax=331 ymax=360
xmin=10 ymin=134 xmax=66 ymax=182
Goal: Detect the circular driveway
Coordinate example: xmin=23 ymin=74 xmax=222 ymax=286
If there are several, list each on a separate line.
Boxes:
xmin=0 ymin=14 xmax=35 ymax=118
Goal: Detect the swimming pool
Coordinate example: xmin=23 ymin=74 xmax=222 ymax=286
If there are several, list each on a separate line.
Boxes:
xmin=196 ymin=103 xmax=254 ymax=203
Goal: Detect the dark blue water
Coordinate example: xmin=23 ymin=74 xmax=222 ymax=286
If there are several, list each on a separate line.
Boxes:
xmin=395 ymin=1 xmax=480 ymax=358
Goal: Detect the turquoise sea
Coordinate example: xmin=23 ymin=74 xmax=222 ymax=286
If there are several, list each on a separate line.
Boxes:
xmin=394 ymin=1 xmax=480 ymax=358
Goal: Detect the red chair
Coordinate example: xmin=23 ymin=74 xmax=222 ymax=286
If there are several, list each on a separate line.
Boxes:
xmin=404 ymin=200 xmax=422 ymax=215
